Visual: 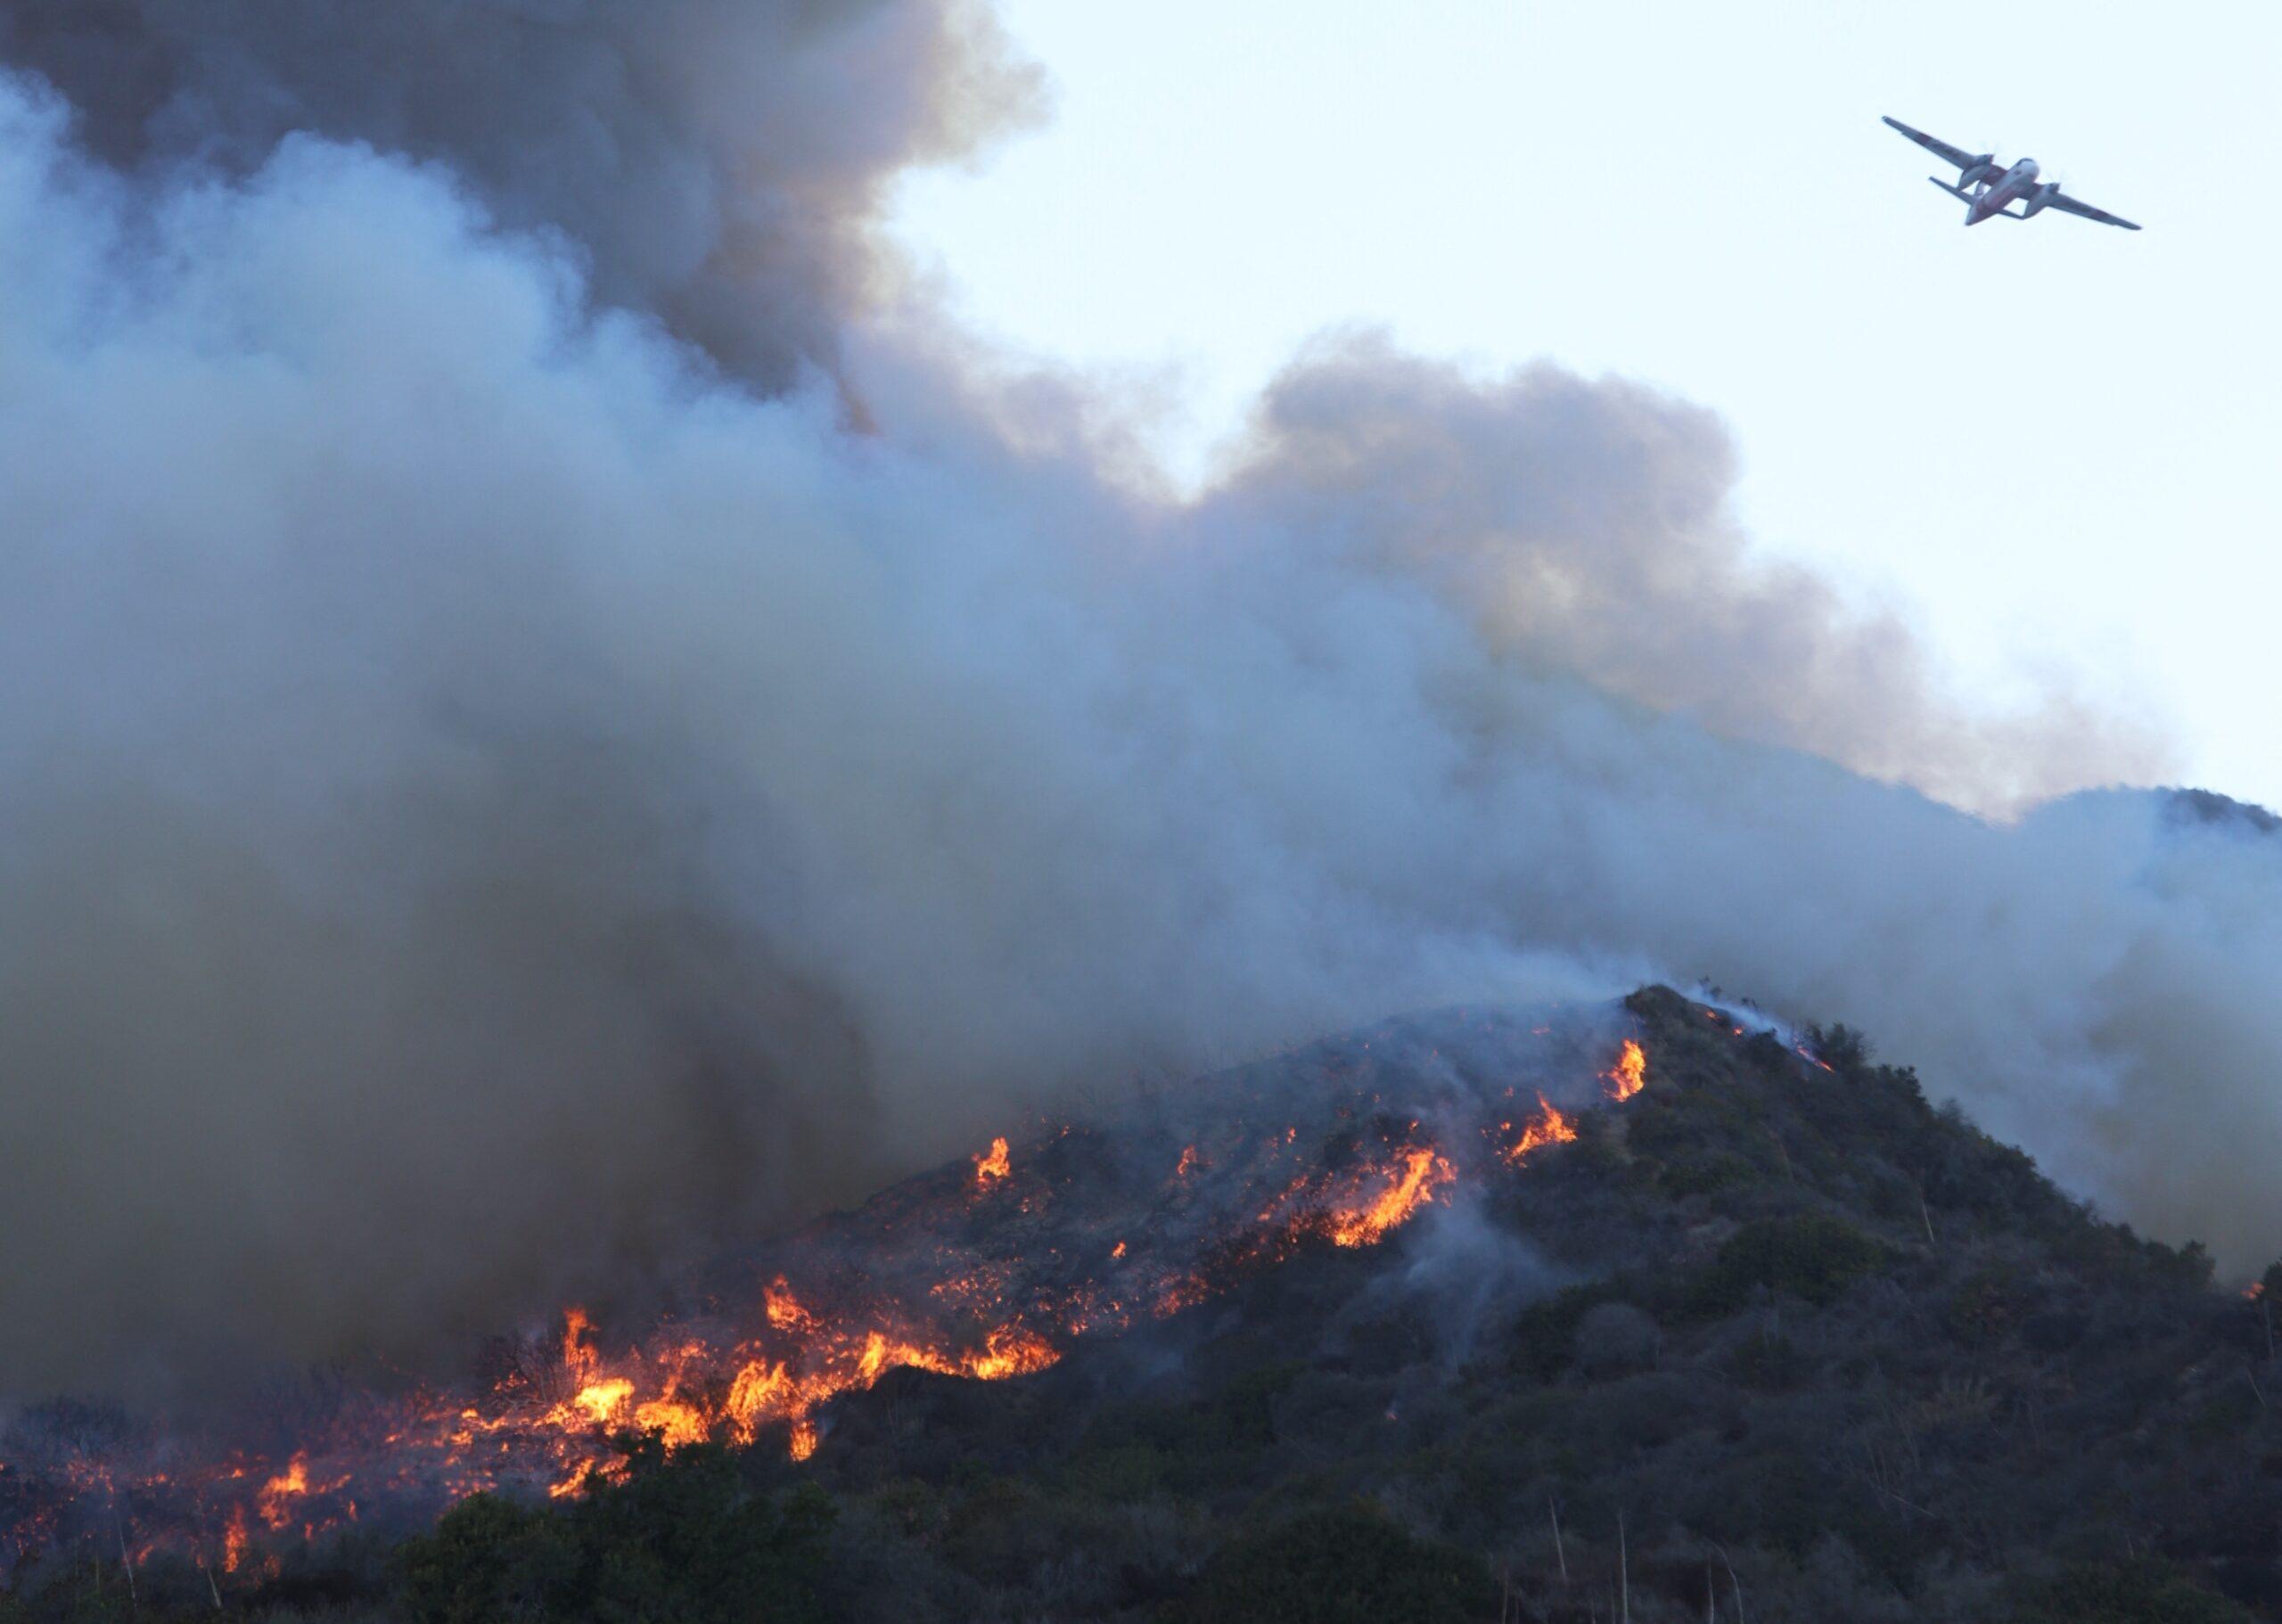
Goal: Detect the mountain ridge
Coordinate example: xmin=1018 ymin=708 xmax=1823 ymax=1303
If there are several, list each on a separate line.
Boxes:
xmin=5 ymin=986 xmax=2278 ymax=1623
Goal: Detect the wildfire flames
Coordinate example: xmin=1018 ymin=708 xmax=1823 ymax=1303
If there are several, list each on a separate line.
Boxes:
xmin=0 ymin=1012 xmax=1703 ymax=1591
xmin=1503 ymin=1095 xmax=1578 ymax=1165
xmin=1605 ymin=1038 xmax=1646 ymax=1101
xmin=1326 ymin=1145 xmax=1456 ymax=1248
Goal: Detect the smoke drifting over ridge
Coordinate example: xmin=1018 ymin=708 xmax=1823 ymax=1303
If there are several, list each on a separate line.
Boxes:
xmin=0 ymin=2 xmax=2273 ymax=1398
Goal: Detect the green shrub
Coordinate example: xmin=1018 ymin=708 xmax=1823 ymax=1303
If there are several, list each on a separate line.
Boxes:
xmin=1659 ymin=1150 xmax=1761 ymax=1198
xmin=1509 ymin=1283 xmax=1629 ymax=1381
xmin=2000 ymin=1559 xmax=2255 ymax=1623
xmin=1692 ymin=1213 xmax=1891 ymax=1312
xmin=1948 ymin=1264 xmax=2031 ymax=1347
xmin=1170 ymin=1502 xmax=1493 ymax=1624
xmin=1807 ymin=1023 xmax=1872 ymax=1071
xmin=393 ymin=1441 xmax=832 ymax=1624
xmin=395 ymin=1494 xmax=575 ymax=1624
xmin=1725 ymin=1325 xmax=1812 ymax=1390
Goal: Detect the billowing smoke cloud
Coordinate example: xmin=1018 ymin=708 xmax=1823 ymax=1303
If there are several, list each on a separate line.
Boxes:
xmin=1206 ymin=339 xmax=2169 ymax=814
xmin=0 ymin=0 xmax=1041 ymax=391
xmin=0 ymin=1 xmax=2274 ymax=1400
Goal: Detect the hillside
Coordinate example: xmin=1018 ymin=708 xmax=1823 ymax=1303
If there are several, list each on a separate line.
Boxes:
xmin=5 ymin=986 xmax=2278 ymax=1623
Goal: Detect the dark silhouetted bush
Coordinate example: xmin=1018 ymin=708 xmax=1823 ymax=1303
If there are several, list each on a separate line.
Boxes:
xmin=1692 ymin=1213 xmax=1891 ymax=1310
xmin=2002 ymin=1559 xmax=2256 ymax=1623
xmin=1572 ymin=1301 xmax=1660 ymax=1377
xmin=1171 ymin=1502 xmax=1492 ymax=1624
xmin=393 ymin=1439 xmax=831 ymax=1624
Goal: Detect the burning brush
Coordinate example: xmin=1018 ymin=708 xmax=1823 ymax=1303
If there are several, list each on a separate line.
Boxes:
xmin=2 ymin=1005 xmax=1674 ymax=1590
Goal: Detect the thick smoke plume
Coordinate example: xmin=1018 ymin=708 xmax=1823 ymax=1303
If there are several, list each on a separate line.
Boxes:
xmin=0 ymin=0 xmax=1040 ymax=392
xmin=0 ymin=2 xmax=2274 ymax=1398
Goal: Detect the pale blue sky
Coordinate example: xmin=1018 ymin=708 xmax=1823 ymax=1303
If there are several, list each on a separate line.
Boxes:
xmin=887 ymin=1 xmax=2281 ymax=808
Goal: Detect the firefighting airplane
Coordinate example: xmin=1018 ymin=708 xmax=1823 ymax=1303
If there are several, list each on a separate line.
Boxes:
xmin=1882 ymin=117 xmax=2141 ymax=231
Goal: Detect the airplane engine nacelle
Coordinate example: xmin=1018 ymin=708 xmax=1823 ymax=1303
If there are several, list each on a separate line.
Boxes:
xmin=1959 ymin=155 xmax=1999 ymax=188
xmin=2023 ymin=182 xmax=2061 ymax=217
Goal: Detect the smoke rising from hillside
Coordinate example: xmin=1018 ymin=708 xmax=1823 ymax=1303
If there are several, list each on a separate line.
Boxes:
xmin=0 ymin=4 xmax=2273 ymax=1397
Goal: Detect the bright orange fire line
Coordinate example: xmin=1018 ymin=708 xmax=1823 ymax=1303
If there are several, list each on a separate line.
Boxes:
xmin=1505 ymin=1095 xmax=1578 ymax=1165
xmin=13 ymin=1036 xmax=1670 ymax=1576
xmin=1329 ymin=1147 xmax=1456 ymax=1248
xmin=1605 ymin=1038 xmax=1646 ymax=1101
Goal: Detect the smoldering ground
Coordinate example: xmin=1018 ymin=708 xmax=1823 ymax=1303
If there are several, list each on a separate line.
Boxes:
xmin=0 ymin=1 xmax=2275 ymax=1401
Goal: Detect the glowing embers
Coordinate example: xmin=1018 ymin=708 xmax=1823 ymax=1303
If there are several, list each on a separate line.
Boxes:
xmin=1502 ymin=1095 xmax=1579 ymax=1165
xmin=973 ymin=1136 xmax=1012 ymax=1188
xmin=1604 ymin=1038 xmax=1646 ymax=1101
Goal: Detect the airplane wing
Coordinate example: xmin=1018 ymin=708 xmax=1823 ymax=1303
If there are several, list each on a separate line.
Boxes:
xmin=2044 ymin=191 xmax=2142 ymax=231
xmin=1882 ymin=116 xmax=1982 ymax=172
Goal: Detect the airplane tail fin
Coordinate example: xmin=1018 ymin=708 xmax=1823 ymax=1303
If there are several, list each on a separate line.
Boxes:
xmin=1926 ymin=176 xmax=1974 ymax=202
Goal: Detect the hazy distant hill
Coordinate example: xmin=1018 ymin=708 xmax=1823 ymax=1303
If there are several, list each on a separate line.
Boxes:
xmin=2167 ymin=787 xmax=2282 ymax=836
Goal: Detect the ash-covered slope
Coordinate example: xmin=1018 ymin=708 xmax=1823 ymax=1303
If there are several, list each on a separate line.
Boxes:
xmin=6 ymin=988 xmax=2278 ymax=1624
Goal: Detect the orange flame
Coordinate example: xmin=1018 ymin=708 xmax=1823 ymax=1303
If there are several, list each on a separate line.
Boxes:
xmin=1605 ymin=1039 xmax=1646 ymax=1101
xmin=570 ymin=1379 xmax=633 ymax=1425
xmin=255 ymin=1456 xmax=309 ymax=1531
xmin=1329 ymin=1146 xmax=1456 ymax=1248
xmin=220 ymin=1505 xmax=248 ymax=1573
xmin=766 ymin=1279 xmax=819 ymax=1333
xmin=4 ymin=1028 xmax=1670 ymax=1562
xmin=561 ymin=1306 xmax=599 ymax=1384
xmin=1504 ymin=1095 xmax=1578 ymax=1165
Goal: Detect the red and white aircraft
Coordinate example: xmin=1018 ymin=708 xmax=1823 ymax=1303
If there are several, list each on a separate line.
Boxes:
xmin=1883 ymin=117 xmax=2140 ymax=231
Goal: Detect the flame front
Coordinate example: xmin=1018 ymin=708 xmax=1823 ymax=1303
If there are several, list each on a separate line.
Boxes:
xmin=1605 ymin=1038 xmax=1646 ymax=1101
xmin=1 ymin=1025 xmax=1662 ymax=1588
xmin=569 ymin=1379 xmax=633 ymax=1426
xmin=221 ymin=1507 xmax=248 ymax=1573
xmin=1504 ymin=1095 xmax=1578 ymax=1164
xmin=1328 ymin=1146 xmax=1457 ymax=1248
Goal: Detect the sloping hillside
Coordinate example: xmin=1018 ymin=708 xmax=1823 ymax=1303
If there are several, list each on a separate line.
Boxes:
xmin=6 ymin=987 xmax=2278 ymax=1623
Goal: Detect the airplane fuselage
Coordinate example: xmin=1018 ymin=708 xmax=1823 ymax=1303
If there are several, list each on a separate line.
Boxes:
xmin=1884 ymin=115 xmax=2139 ymax=232
xmin=1964 ymin=157 xmax=2040 ymax=224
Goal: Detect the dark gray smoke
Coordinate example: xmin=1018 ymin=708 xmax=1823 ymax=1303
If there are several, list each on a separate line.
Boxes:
xmin=0 ymin=1 xmax=2273 ymax=1400
xmin=0 ymin=0 xmax=1039 ymax=391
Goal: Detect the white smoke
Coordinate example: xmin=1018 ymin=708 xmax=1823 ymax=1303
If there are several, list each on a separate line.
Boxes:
xmin=0 ymin=18 xmax=2273 ymax=1398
